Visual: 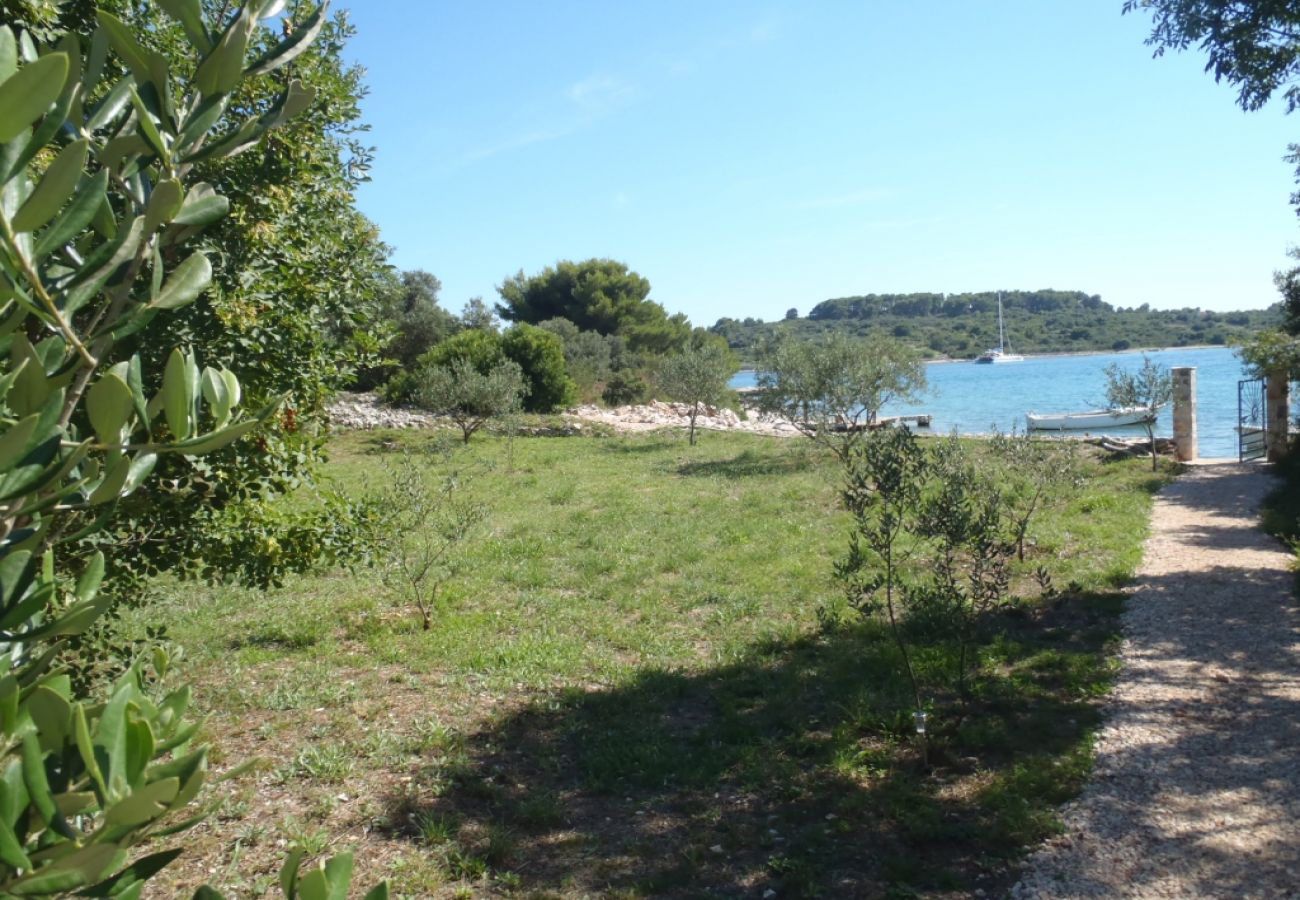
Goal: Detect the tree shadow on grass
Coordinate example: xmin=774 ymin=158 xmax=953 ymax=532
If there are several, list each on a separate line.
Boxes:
xmin=676 ymin=448 xmax=813 ymax=480
xmin=380 ymin=594 xmax=1121 ymax=898
xmin=600 ymin=437 xmax=682 ymax=455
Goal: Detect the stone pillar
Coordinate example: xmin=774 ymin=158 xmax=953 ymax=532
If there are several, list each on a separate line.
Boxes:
xmin=1172 ymin=367 xmax=1197 ymax=462
xmin=1266 ymin=374 xmax=1290 ymax=462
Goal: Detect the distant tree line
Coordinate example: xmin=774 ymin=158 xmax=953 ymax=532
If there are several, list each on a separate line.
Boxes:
xmin=712 ymin=289 xmax=1281 ymax=360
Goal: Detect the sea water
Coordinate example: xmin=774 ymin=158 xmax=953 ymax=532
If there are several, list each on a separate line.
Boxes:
xmin=730 ymin=346 xmax=1265 ymax=459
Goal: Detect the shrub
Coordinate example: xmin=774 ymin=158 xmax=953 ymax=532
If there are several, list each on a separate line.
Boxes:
xmin=656 ymin=342 xmax=739 ymax=445
xmin=393 ymin=325 xmax=574 ymax=413
xmin=602 ymin=371 xmax=649 ymax=406
xmin=414 ymin=358 xmax=528 ymax=443
xmin=501 ymin=323 xmax=576 ymax=412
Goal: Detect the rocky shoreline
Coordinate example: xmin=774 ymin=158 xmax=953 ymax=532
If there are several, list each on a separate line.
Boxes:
xmin=327 ymin=392 xmax=801 ymax=437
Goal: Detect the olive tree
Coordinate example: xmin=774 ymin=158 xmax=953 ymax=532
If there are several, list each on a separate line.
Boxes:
xmin=1104 ymin=355 xmax=1174 ymax=471
xmin=0 ymin=5 xmax=382 ymax=896
xmin=415 ymin=357 xmax=527 ymax=444
xmin=757 ymin=333 xmax=926 ymax=463
xmin=656 ymin=341 xmax=739 ymax=445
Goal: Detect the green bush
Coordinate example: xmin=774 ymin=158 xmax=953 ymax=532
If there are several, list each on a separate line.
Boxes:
xmin=602 ymin=371 xmax=649 ymax=406
xmin=501 ymin=323 xmax=576 ymax=411
xmin=391 ymin=325 xmax=575 ymax=413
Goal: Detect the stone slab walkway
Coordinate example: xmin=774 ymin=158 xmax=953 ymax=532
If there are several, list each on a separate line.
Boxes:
xmin=1012 ymin=461 xmax=1300 ymax=899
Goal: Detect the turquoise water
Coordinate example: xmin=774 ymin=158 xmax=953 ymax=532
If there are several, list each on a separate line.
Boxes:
xmin=731 ymin=346 xmax=1259 ymax=459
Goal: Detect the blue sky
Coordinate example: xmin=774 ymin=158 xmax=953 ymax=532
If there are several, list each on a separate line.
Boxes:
xmin=341 ymin=2 xmax=1297 ymax=326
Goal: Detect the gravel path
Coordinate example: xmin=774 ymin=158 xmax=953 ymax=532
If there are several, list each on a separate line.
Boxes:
xmin=1012 ymin=461 xmax=1300 ymax=899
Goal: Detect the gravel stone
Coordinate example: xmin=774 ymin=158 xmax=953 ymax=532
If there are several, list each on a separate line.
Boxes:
xmin=1012 ymin=461 xmax=1300 ymax=899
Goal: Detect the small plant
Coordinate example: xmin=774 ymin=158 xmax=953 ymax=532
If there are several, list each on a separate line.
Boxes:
xmin=655 ymin=340 xmax=738 ymax=445
xmin=415 ymin=357 xmax=527 ymax=444
xmin=987 ymin=429 xmax=1083 ymax=561
xmin=1103 ymin=355 xmax=1174 ymax=471
xmin=369 ymin=449 xmax=488 ymax=630
xmin=838 ymin=429 xmax=1022 ymax=716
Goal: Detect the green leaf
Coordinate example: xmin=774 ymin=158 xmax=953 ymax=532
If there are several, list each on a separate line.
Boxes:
xmin=221 ymin=368 xmax=241 ymax=408
xmin=95 ymin=683 xmax=133 ymax=802
xmin=129 ymin=87 xmax=169 ymax=162
xmin=85 ymin=75 xmax=136 ymax=133
xmin=0 ymin=813 xmax=31 ymax=871
xmin=178 ymin=117 xmax=261 ymax=164
xmin=69 ymin=214 xmax=144 ymax=299
xmin=21 ymin=733 xmax=68 ymax=835
xmin=361 ymin=883 xmax=391 ymax=900
xmin=279 ymin=849 xmax=304 ymax=898
xmin=121 ymin=452 xmax=156 ymax=495
xmin=246 ymin=2 xmax=330 ymax=77
xmin=175 ymin=94 xmax=227 ymax=153
xmin=33 ymin=168 xmax=109 ymax=260
xmin=171 ymin=193 xmax=229 ymax=226
xmin=172 ymin=415 xmax=263 ymax=456
xmin=320 ymin=853 xmax=354 ymax=900
xmin=12 ymin=139 xmax=87 ymax=233
xmin=95 ymin=12 xmax=164 ymax=92
xmin=104 ymin=776 xmax=179 ymax=827
xmin=151 ymin=252 xmax=212 ymax=310
xmin=0 ymin=548 xmax=35 ymax=608
xmin=74 ymin=704 xmax=107 ymax=800
xmin=52 ymin=790 xmax=96 ymax=817
xmin=144 ymin=178 xmax=184 ymax=230
xmin=157 ymin=0 xmax=213 ymax=52
xmin=11 ymin=843 xmax=122 ymax=895
xmin=8 ymin=336 xmax=47 ymax=417
xmin=161 ymin=349 xmax=193 ymax=441
xmin=87 ymin=371 xmax=135 ymax=444
xmin=0 ymin=412 xmax=38 ymax=471
xmin=0 ymin=27 xmax=15 ymax=81
xmin=27 ymin=685 xmax=72 ymax=751
xmin=201 ymin=367 xmax=231 ymax=426
xmin=191 ymin=887 xmax=225 ymax=900
xmin=88 ymin=454 xmax=130 ymax=505
xmin=79 ymin=848 xmax=184 ymax=897
xmin=10 ymin=864 xmax=91 ymax=895
xmin=194 ymin=11 xmax=254 ymax=96
xmin=0 ymin=53 xmax=69 ymax=144
xmin=75 ymin=551 xmax=104 ymax=603
xmin=277 ymin=79 xmax=317 ymax=123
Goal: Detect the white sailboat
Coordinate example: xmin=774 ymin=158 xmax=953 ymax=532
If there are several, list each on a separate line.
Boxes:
xmin=975 ymin=292 xmax=1024 ymax=364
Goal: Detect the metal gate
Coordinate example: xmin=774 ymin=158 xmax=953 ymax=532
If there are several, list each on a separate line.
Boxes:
xmin=1238 ymin=378 xmax=1267 ymax=462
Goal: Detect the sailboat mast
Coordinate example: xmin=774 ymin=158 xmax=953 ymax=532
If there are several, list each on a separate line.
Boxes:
xmin=997 ymin=291 xmax=1005 ymax=352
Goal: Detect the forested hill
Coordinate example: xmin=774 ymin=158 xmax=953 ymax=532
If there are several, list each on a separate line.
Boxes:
xmin=711 ymin=289 xmax=1281 ymax=359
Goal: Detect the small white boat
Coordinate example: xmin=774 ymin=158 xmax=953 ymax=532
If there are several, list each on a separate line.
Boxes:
xmin=1025 ymin=406 xmax=1158 ymax=431
xmin=975 ymin=292 xmax=1024 ymax=364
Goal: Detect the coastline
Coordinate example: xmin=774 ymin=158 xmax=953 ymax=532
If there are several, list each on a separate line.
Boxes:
xmin=735 ymin=344 xmax=1233 ymax=375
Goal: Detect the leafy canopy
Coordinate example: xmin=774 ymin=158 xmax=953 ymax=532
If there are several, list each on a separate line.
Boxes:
xmin=496 ymin=258 xmax=691 ymax=353
xmin=757 ymin=333 xmax=927 ymax=462
xmin=1124 ymin=0 xmax=1300 ymax=112
xmin=657 ymin=340 xmax=739 ymax=445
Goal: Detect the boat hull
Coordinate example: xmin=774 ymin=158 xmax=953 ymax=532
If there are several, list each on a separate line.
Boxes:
xmin=975 ymin=351 xmax=1025 ymax=364
xmin=1026 ymin=406 xmax=1157 ymax=430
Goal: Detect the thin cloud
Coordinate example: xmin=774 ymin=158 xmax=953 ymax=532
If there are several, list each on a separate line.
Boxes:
xmin=567 ymin=74 xmax=636 ymax=113
xmin=462 ymin=128 xmax=572 ymax=163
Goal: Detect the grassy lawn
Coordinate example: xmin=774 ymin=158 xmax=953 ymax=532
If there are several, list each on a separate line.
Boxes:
xmin=129 ymin=427 xmax=1170 ymax=898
